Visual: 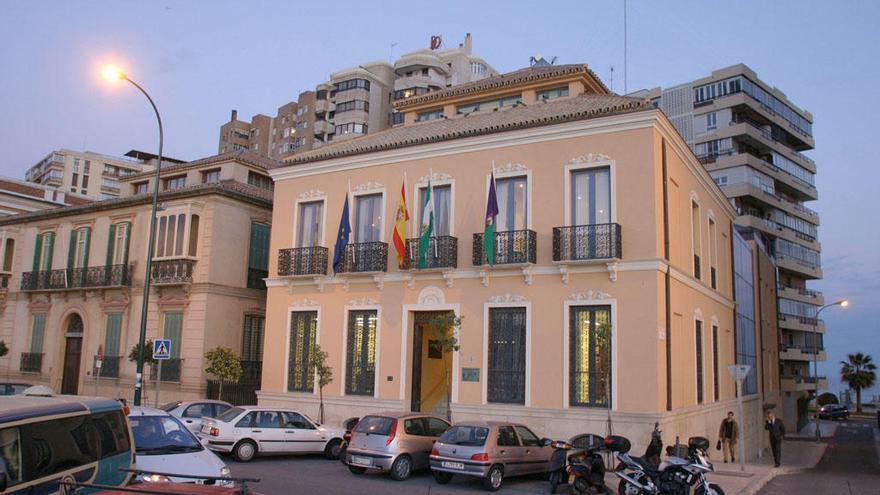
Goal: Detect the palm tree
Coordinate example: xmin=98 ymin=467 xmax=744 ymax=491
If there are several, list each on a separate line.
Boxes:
xmin=840 ymin=353 xmax=876 ymax=412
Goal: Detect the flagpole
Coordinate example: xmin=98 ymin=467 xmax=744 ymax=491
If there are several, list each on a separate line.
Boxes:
xmin=429 ymin=168 xmax=437 ymax=258
xmin=348 ymin=179 xmax=354 ymax=267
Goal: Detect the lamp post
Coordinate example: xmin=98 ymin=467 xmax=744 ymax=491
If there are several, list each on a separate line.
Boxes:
xmin=102 ymin=65 xmax=163 ymax=406
xmin=812 ymin=299 xmax=848 ymax=441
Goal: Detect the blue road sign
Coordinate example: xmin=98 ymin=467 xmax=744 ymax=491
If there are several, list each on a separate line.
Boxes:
xmin=153 ymin=339 xmax=171 ymax=361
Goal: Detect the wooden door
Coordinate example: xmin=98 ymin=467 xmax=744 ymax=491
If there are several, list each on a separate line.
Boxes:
xmin=61 ymin=336 xmax=82 ymax=395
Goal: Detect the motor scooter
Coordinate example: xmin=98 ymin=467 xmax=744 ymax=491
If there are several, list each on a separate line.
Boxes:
xmin=547 ymin=434 xmax=609 ymax=494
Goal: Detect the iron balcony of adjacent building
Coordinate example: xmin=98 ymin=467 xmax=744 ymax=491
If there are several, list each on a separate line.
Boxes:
xmin=777 ymin=284 xmax=824 ymax=305
xmin=21 ymin=264 xmax=132 ymax=292
xmin=473 ymin=230 xmax=537 ymax=266
xmin=776 ymin=253 xmax=823 ymax=280
xmin=693 ymin=89 xmax=814 ymax=147
xmin=277 ymin=246 xmax=329 ymax=277
xmin=781 ymin=374 xmax=827 ymax=392
xmin=335 ymin=242 xmax=388 ymax=274
xmin=150 ymin=259 xmax=195 ymax=285
xmin=19 ymin=352 xmax=43 ymax=373
xmin=552 ymin=224 xmax=622 ymax=263
xmin=778 ymin=312 xmax=826 ymax=333
xmin=402 ymin=236 xmax=458 ymax=270
xmin=95 ymin=355 xmax=122 ymax=378
xmin=780 ymin=345 xmax=827 ymax=362
xmin=149 ymin=358 xmax=182 ymax=382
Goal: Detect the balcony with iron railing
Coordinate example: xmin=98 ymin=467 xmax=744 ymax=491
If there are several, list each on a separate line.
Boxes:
xmin=473 ymin=230 xmax=537 ymax=266
xmin=20 ymin=352 xmax=43 ymax=373
xmin=95 ymin=356 xmax=122 ymax=378
xmin=777 ymin=284 xmax=824 ymax=305
xmin=335 ymin=242 xmax=388 ymax=274
xmin=150 ymin=358 xmax=182 ymax=382
xmin=21 ymin=264 xmax=131 ymax=292
xmin=150 ymin=259 xmax=195 ymax=285
xmin=402 ymin=236 xmax=458 ymax=270
xmin=552 ymin=224 xmax=622 ymax=262
xmin=278 ymin=246 xmax=328 ymax=277
xmin=699 ymin=149 xmax=817 ymax=200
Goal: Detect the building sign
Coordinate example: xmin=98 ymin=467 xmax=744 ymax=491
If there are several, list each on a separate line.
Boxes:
xmin=462 ymin=367 xmax=480 ymax=382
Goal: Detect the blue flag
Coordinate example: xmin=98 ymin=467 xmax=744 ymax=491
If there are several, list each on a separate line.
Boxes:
xmin=332 ymin=194 xmax=351 ymax=273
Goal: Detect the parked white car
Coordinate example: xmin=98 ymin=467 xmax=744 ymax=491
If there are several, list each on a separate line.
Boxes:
xmin=199 ymin=406 xmax=345 ymax=462
xmin=129 ymin=406 xmax=233 ymax=486
xmin=160 ymin=399 xmax=233 ymax=434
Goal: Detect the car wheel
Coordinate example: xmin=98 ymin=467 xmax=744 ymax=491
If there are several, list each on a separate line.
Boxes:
xmin=233 ymin=440 xmax=257 ymax=462
xmin=433 ymin=471 xmax=453 ymax=484
xmin=324 ymin=439 xmax=343 ymax=460
xmin=483 ymin=465 xmax=503 ymax=492
xmin=390 ymin=454 xmax=413 ymax=481
xmin=348 ymin=465 xmax=367 ymax=475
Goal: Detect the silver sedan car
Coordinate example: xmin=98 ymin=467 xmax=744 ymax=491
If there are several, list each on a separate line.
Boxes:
xmin=345 ymin=412 xmax=450 ymax=480
xmin=160 ymin=399 xmax=232 ymax=434
xmin=430 ymin=421 xmax=553 ymax=491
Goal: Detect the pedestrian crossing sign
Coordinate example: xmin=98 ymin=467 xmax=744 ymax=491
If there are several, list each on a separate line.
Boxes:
xmin=153 ymin=339 xmax=171 ymax=360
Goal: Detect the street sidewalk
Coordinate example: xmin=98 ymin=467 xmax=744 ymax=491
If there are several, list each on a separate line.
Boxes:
xmin=707 ymin=439 xmax=827 ymax=495
xmin=787 ymin=419 xmax=838 ymax=439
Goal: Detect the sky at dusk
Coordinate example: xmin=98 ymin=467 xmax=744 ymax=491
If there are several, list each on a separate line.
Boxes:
xmin=1 ymin=1 xmax=878 ymax=397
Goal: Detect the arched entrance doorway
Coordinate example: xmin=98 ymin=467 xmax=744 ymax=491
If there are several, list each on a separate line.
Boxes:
xmin=61 ymin=313 xmax=84 ymax=395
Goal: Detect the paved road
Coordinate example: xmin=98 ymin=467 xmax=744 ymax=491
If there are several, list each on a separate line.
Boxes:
xmin=758 ymin=416 xmax=880 ymax=494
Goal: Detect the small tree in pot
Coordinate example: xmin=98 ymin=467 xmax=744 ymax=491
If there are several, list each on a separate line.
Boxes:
xmin=309 ymin=344 xmax=333 ymax=424
xmin=205 ymin=347 xmax=243 ymax=402
xmin=427 ymin=312 xmax=463 ymax=422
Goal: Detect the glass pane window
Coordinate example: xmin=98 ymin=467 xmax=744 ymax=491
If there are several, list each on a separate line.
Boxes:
xmin=419 ymin=185 xmax=451 ymax=236
xmin=569 ymin=306 xmax=611 ymax=407
xmin=73 ymin=228 xmax=89 ymax=268
xmin=155 ymin=214 xmax=188 ymax=258
xmin=495 ymin=176 xmax=528 ymax=232
xmin=696 ymin=320 xmax=704 ymax=404
xmin=163 ymin=312 xmax=183 ymax=358
xmin=355 ymin=194 xmax=382 ymax=243
xmin=487 ymin=307 xmax=527 ymax=404
xmin=30 ymin=314 xmax=46 ymax=353
xmin=164 ymin=176 xmax=186 ymax=191
xmin=112 ymin=223 xmax=129 ymax=265
xmin=345 ymin=310 xmax=377 ymax=396
xmin=203 ymin=169 xmax=221 ymax=184
xmin=104 ymin=313 xmax=122 ymax=357
xmin=297 ymin=201 xmax=324 ymax=247
xmin=287 ymin=311 xmax=317 ymax=392
xmin=571 ymin=167 xmax=611 ymax=225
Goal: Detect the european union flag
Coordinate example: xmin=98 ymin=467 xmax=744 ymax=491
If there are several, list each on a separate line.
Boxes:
xmin=332 ymin=194 xmax=351 ymax=273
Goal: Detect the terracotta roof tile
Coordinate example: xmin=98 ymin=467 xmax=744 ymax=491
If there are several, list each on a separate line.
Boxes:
xmin=284 ymin=93 xmax=648 ymax=166
xmin=123 ymin=150 xmax=280 ymax=181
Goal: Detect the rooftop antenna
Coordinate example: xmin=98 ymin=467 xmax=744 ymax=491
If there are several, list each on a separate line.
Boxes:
xmin=609 ymin=66 xmax=614 ymax=93
xmin=623 ymin=0 xmax=628 ymax=94
xmin=390 ymin=42 xmax=398 ymax=62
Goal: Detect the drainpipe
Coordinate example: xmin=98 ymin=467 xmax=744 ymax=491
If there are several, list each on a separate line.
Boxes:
xmin=662 ymin=139 xmax=672 ymax=412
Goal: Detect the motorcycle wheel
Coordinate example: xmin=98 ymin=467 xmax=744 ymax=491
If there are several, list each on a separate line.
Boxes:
xmin=618 ymin=479 xmax=645 ymax=495
xmin=695 ymin=483 xmax=725 ymax=495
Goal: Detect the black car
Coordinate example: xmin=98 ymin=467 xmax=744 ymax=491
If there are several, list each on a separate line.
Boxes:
xmin=818 ymin=404 xmax=849 ymax=420
xmin=0 ymin=382 xmax=31 ymax=395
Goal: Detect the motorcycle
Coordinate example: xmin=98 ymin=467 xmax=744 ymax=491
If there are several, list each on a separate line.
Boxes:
xmin=547 ymin=434 xmax=609 ymax=494
xmin=608 ymin=428 xmax=724 ymax=495
xmin=338 ymin=416 xmax=360 ymax=464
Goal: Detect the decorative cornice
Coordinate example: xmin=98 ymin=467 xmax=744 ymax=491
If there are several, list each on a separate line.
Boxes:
xmin=290 ymin=298 xmax=319 ymax=308
xmin=352 ymin=182 xmax=384 ymax=194
xmin=494 ymin=162 xmax=529 ymax=174
xmin=348 ymin=296 xmax=378 ymax=306
xmin=567 ymin=290 xmax=612 ymax=301
xmin=488 ymin=293 xmax=527 ymax=303
xmin=569 ymin=153 xmax=611 ymax=164
xmin=417 ymin=172 xmax=453 ymax=184
xmin=298 ymin=190 xmax=326 ymax=200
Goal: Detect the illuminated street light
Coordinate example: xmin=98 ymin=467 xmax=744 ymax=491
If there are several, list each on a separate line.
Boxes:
xmin=812 ymin=298 xmax=849 ymax=441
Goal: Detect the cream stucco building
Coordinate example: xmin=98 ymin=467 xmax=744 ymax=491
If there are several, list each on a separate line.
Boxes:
xmin=260 ymin=65 xmax=766 ymax=458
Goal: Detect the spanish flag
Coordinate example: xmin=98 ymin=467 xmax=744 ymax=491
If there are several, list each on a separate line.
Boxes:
xmin=392 ymin=176 xmax=410 ymax=268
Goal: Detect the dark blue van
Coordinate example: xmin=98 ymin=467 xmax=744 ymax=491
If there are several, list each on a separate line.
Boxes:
xmin=0 ymin=395 xmax=134 ymax=494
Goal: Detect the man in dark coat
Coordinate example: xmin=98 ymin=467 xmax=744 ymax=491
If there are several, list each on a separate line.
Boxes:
xmin=765 ymin=411 xmax=786 ymax=467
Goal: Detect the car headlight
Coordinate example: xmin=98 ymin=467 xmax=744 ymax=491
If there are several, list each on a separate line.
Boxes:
xmin=140 ymin=473 xmax=171 ymax=483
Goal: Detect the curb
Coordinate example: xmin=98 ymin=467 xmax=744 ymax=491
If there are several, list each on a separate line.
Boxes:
xmin=736 ymin=466 xmax=806 ymax=495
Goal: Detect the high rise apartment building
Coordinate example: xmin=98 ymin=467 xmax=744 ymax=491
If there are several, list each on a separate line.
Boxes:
xmin=24 ymin=149 xmax=185 ymax=200
xmin=638 ymin=64 xmax=823 ymax=425
xmin=218 ymin=34 xmax=496 ymax=159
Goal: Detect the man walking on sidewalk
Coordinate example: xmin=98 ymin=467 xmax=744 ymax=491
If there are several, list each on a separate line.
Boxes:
xmin=718 ymin=411 xmax=739 ymax=462
xmin=765 ymin=410 xmax=786 ymax=467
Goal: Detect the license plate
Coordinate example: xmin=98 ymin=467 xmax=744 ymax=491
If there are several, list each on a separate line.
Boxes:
xmin=351 ymin=456 xmax=372 ymax=466
xmin=201 ymin=425 xmax=210 ymax=433
xmin=442 ymin=461 xmax=465 ymax=470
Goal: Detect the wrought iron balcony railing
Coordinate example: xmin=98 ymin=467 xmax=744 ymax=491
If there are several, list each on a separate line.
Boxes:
xmin=335 ymin=242 xmax=388 ymax=274
xmin=21 ymin=265 xmax=131 ymax=291
xmin=278 ymin=246 xmax=328 ymax=276
xmin=20 ymin=352 xmax=43 ymax=373
xmin=779 ymin=312 xmax=822 ymax=327
xmin=552 ymin=223 xmax=622 ymax=262
xmin=96 ymin=355 xmax=121 ymax=378
xmin=472 ymin=230 xmax=537 ymax=266
xmin=150 ymin=259 xmax=195 ymax=285
xmin=403 ymin=236 xmax=457 ymax=270
xmin=150 ymin=358 xmax=182 ymax=382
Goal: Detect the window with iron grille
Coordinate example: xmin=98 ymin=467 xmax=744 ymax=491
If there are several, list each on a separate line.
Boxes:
xmin=287 ymin=311 xmax=316 ymax=392
xmin=712 ymin=325 xmax=720 ymax=402
xmin=247 ymin=223 xmax=270 ymax=289
xmin=487 ymin=307 xmax=527 ymax=404
xmin=569 ymin=306 xmax=611 ymax=407
xmin=696 ymin=320 xmax=704 ymax=404
xmin=345 ymin=310 xmax=377 ymax=396
xmin=242 ymin=315 xmax=265 ymax=362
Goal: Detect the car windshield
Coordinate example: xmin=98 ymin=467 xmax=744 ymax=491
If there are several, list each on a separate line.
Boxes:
xmin=130 ymin=415 xmax=202 ymax=454
xmin=159 ymin=401 xmax=181 ymax=412
xmin=439 ymin=426 xmax=489 ymax=446
xmin=354 ymin=416 xmax=394 ymax=435
xmin=217 ymin=407 xmax=245 ymax=422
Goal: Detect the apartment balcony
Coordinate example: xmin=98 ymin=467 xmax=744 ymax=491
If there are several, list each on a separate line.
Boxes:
xmin=150 ymin=259 xmax=195 ymax=285
xmin=552 ymin=224 xmax=622 ymax=262
xmin=95 ymin=355 xmax=122 ymax=378
xmin=402 ymin=236 xmax=457 ymax=270
xmin=735 ymin=214 xmax=820 ymax=251
xmin=726 ymin=120 xmax=816 ymax=173
xmin=700 ymin=151 xmax=818 ymax=202
xmin=777 ymin=284 xmax=824 ymax=305
xmin=780 ymin=345 xmax=827 ymax=362
xmin=335 ymin=242 xmax=388 ymax=274
xmin=781 ymin=375 xmax=827 ymax=392
xmin=21 ymin=265 xmax=132 ymax=292
xmin=779 ymin=312 xmax=826 ymax=333
xmin=149 ymin=358 xmax=182 ymax=382
xmin=694 ymin=91 xmax=814 ymax=150
xmin=19 ymin=352 xmax=43 ymax=373
xmin=313 ymin=120 xmax=333 ymax=136
xmin=277 ymin=246 xmax=328 ymax=277
xmin=314 ymin=99 xmax=335 ymax=115
xmin=473 ymin=230 xmax=537 ymax=266
xmin=776 ymin=253 xmax=823 ymax=280
xmin=721 ymin=181 xmax=820 ymax=226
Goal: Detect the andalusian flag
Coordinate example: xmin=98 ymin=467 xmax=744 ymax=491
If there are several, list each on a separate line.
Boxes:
xmin=484 ymin=172 xmax=499 ymax=265
xmin=418 ymin=178 xmax=434 ymax=268
xmin=392 ymin=177 xmax=409 ymax=269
